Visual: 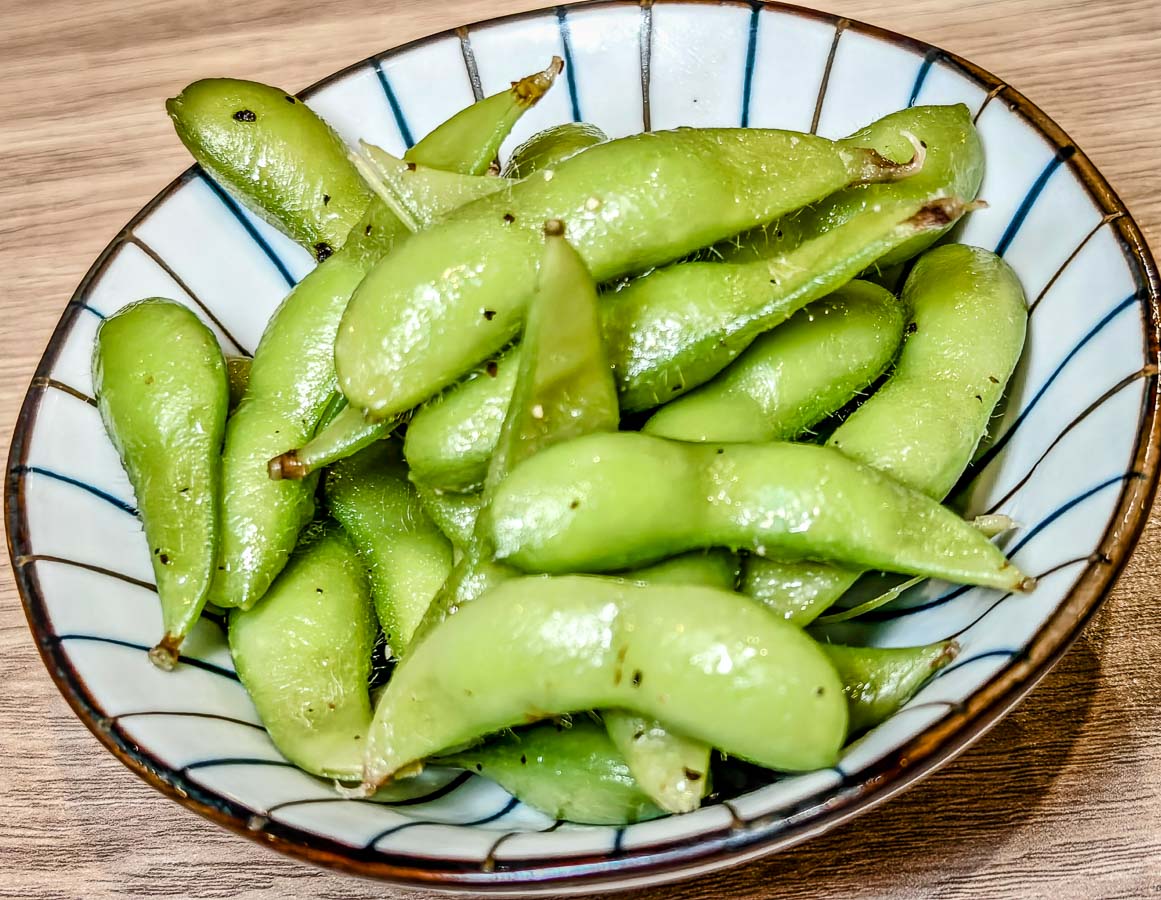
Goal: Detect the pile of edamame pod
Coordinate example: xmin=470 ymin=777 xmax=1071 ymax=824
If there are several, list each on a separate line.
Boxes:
xmin=94 ymin=58 xmax=1034 ymax=823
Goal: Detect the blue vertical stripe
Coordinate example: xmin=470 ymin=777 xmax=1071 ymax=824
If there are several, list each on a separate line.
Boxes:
xmin=373 ymin=59 xmax=416 ymax=149
xmin=556 ymin=8 xmax=582 ymax=122
xmin=198 ymin=176 xmax=296 ymax=287
xmin=908 ymin=49 xmax=941 ymax=108
xmin=994 ymin=146 xmax=1076 ymax=256
xmin=739 ymin=4 xmax=761 ymax=127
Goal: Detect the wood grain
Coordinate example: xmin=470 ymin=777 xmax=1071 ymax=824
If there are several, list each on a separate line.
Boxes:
xmin=2 ymin=1 xmax=1160 ymax=897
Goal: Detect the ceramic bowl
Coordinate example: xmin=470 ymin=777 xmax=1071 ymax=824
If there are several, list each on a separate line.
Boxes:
xmin=7 ymin=1 xmax=1159 ymax=894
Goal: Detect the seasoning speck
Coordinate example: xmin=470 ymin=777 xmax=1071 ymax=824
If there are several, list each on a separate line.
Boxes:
xmin=232 ymin=109 xmax=257 ymax=122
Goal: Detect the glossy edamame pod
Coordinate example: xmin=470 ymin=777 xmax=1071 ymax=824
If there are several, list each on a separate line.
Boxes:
xmin=337 ymin=129 xmax=925 ymax=418
xmin=226 ymin=357 xmax=250 ymax=412
xmin=642 ymin=281 xmax=904 ymax=442
xmin=211 ymin=78 xmax=553 ymax=608
xmin=362 ymin=575 xmax=847 ymax=789
xmin=605 ymin=194 xmax=964 ymax=412
xmin=415 ymin=484 xmax=483 ymax=551
xmin=743 ymin=244 xmax=1029 ymax=622
xmin=502 ymin=122 xmax=608 ymax=178
xmin=723 ymin=104 xmax=983 ymax=268
xmin=228 ymin=525 xmax=375 ymax=780
xmin=93 ymin=299 xmax=228 ymax=669
xmin=821 ymin=640 xmax=958 ymax=735
xmin=324 ymin=442 xmax=452 ymax=656
xmin=438 ymin=717 xmax=664 ymax=825
xmin=487 ymin=432 xmax=1032 ymax=592
xmin=627 ymin=550 xmax=739 ymax=590
xmin=168 ymin=79 xmax=373 ymax=259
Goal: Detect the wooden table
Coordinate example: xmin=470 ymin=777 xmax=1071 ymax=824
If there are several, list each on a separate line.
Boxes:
xmin=2 ymin=1 xmax=1160 ymax=897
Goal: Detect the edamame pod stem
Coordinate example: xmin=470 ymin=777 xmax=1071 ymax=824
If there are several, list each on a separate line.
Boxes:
xmin=438 ymin=717 xmax=664 ymax=825
xmin=503 ymin=122 xmax=608 ymax=178
xmin=723 ymin=104 xmax=983 ymax=267
xmin=337 ymin=128 xmax=925 ymax=418
xmin=268 ymin=403 xmax=389 ymax=481
xmin=211 ymin=76 xmax=552 ymax=608
xmin=642 ymin=281 xmax=904 ymax=442
xmin=362 ymin=575 xmax=847 ymax=789
xmin=403 ymin=200 xmax=950 ymax=492
xmin=324 ymin=442 xmax=453 ymax=656
xmin=226 ymin=357 xmax=251 ymax=413
xmin=168 ymin=79 xmax=373 ymax=260
xmin=228 ymin=525 xmax=376 ymax=780
xmin=487 ymin=432 xmax=1032 ymax=593
xmin=744 ymin=244 xmax=1029 ymax=623
xmin=93 ymin=300 xmax=228 ymax=668
xmin=606 ymin=195 xmax=965 ymax=412
xmin=417 ymin=221 xmax=620 ymax=631
xmin=820 ymin=640 xmax=959 ymax=735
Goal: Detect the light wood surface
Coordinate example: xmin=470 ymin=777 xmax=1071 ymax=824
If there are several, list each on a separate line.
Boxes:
xmin=3 ymin=1 xmax=1160 ymax=897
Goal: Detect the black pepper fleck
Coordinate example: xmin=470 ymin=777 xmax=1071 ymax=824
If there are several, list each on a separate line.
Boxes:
xmin=816 ymin=686 xmax=826 ymax=697
xmin=322 ymin=194 xmax=331 ymax=206
xmin=485 ymin=361 xmax=499 ymax=378
xmin=316 ymin=588 xmax=324 ymax=593
xmin=159 ymin=553 xmax=170 ymax=565
xmin=364 ymin=224 xmax=373 ymax=236
xmin=988 ymin=375 xmax=999 ymax=383
xmin=905 ymin=322 xmax=918 ymax=335
xmin=683 ymin=768 xmax=702 ymax=782
xmin=483 ymin=309 xmax=497 ymax=321
xmin=502 ymin=212 xmax=516 ymax=224
xmin=671 ymin=384 xmax=682 ymax=393
xmin=406 ymin=161 xmax=417 ymax=172
xmin=233 ymin=109 xmax=257 ymax=122
xmin=475 ymin=763 xmax=483 ymax=772
xmin=314 ymin=242 xmax=334 ymax=262
xmin=520 ymin=754 xmax=527 ymax=765
xmin=631 ymin=670 xmax=643 ymax=687
xmin=569 ymin=499 xmax=580 ymax=509
xmin=716 ymin=448 xmax=724 ymax=454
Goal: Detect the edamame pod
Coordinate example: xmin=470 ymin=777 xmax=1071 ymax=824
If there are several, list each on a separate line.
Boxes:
xmin=211 ymin=77 xmax=552 ymax=608
xmin=724 ymin=104 xmax=983 ymax=267
xmin=168 ymin=79 xmax=373 ymax=259
xmin=337 ymin=128 xmax=925 ymax=418
xmin=627 ymin=550 xmax=739 ymax=589
xmin=324 ymin=442 xmax=452 ymax=656
xmin=488 ymin=432 xmax=1031 ymax=592
xmin=228 ymin=525 xmax=375 ymax=780
xmin=821 ymin=640 xmax=958 ymax=734
xmin=362 ymin=575 xmax=847 ymax=789
xmin=503 ymin=122 xmax=608 ymax=178
xmin=438 ymin=718 xmax=664 ymax=825
xmin=268 ymin=402 xmax=389 ymax=481
xmin=744 ymin=244 xmax=1028 ymax=622
xmin=642 ymin=281 xmax=904 ymax=442
xmin=93 ymin=299 xmax=228 ymax=669
xmin=415 ymin=484 xmax=483 ymax=550
xmin=606 ymin=195 xmax=964 ymax=411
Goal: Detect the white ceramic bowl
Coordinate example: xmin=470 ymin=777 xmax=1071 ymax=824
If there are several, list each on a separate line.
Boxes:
xmin=7 ymin=1 xmax=1159 ymax=894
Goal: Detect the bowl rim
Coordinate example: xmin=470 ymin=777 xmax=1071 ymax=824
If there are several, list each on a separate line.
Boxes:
xmin=6 ymin=0 xmax=1160 ymax=893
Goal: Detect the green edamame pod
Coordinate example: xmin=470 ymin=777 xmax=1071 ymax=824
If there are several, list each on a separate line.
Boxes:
xmin=168 ymin=79 xmax=372 ymax=259
xmin=744 ymin=244 xmax=1028 ymax=623
xmin=415 ymin=484 xmax=483 ymax=551
xmin=402 ymin=199 xmax=951 ymax=492
xmin=487 ymin=432 xmax=1031 ymax=592
xmin=405 ymin=354 xmax=519 ymax=492
xmin=502 ymin=122 xmax=608 ymax=178
xmin=361 ymin=575 xmax=847 ymax=790
xmin=602 ymin=714 xmax=709 ymax=814
xmin=228 ymin=525 xmax=375 ymax=780
xmin=821 ymin=640 xmax=958 ymax=735
xmin=438 ymin=717 xmax=664 ymax=825
xmin=606 ymin=194 xmax=964 ymax=412
xmin=642 ymin=281 xmax=904 ymax=442
xmin=212 ymin=75 xmax=553 ymax=608
xmin=324 ymin=442 xmax=452 ymax=656
xmin=724 ymin=104 xmax=983 ymax=268
xmin=337 ymin=128 xmax=925 ymax=418
xmin=226 ymin=357 xmax=250 ymax=412
xmin=627 ymin=550 xmax=739 ymax=590
xmin=413 ymin=57 xmax=563 ymax=176
xmin=93 ymin=299 xmax=228 ymax=669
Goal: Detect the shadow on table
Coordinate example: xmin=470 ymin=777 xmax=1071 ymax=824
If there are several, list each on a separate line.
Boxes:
xmin=635 ymin=627 xmax=1109 ymax=900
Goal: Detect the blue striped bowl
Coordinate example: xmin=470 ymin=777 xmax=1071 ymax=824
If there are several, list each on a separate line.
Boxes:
xmin=7 ymin=1 xmax=1159 ymax=893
